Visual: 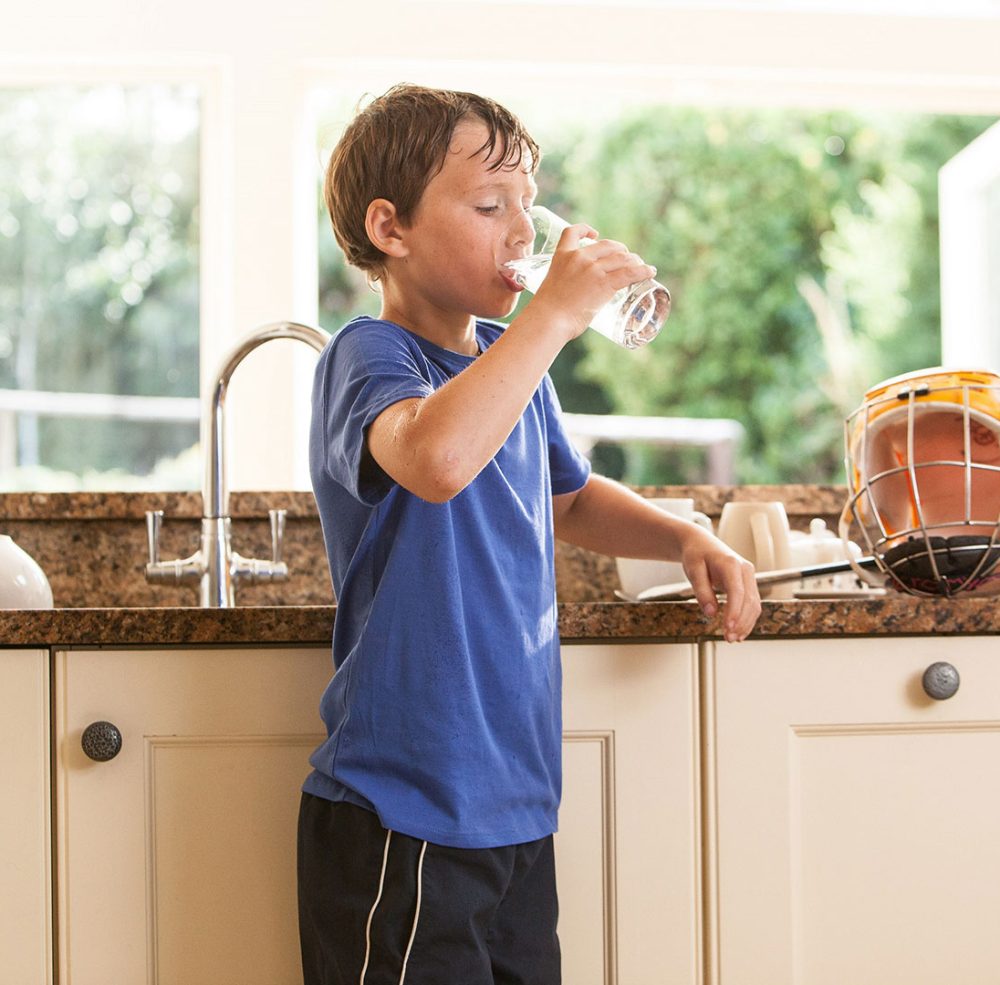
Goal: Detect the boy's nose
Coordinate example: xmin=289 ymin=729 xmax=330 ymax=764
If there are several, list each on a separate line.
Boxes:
xmin=507 ymin=209 xmax=535 ymax=250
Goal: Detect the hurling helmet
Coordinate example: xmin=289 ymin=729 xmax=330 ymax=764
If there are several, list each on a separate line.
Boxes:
xmin=839 ymin=367 xmax=1000 ymax=597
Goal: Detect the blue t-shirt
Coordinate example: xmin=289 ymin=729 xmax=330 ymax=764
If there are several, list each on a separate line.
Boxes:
xmin=303 ymin=316 xmax=591 ymax=849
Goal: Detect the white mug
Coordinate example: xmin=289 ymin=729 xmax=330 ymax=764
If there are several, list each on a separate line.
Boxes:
xmin=615 ymin=498 xmax=713 ymax=599
xmin=717 ymin=501 xmax=793 ymax=599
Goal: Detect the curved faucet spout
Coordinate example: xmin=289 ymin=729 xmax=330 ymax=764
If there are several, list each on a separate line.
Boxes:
xmin=203 ymin=321 xmax=330 ymax=520
xmin=145 ymin=320 xmax=330 ymax=607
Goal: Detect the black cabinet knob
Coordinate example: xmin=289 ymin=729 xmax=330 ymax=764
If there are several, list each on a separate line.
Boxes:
xmin=922 ymin=662 xmax=960 ymax=700
xmin=81 ymin=721 xmax=123 ymax=761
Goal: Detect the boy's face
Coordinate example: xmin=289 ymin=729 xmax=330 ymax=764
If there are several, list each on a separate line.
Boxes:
xmin=391 ymin=118 xmax=537 ymax=323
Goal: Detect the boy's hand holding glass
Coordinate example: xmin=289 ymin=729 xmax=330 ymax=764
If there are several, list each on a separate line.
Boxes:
xmin=496 ymin=206 xmax=671 ymax=349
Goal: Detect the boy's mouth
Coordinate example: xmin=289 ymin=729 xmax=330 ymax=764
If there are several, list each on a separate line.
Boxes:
xmin=499 ymin=265 xmax=525 ymax=293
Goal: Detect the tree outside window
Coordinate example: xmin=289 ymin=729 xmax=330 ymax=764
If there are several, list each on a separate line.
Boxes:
xmin=317 ymin=101 xmax=996 ymax=485
xmin=0 ymin=84 xmax=201 ymax=490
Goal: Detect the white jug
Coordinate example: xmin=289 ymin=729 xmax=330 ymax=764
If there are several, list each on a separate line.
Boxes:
xmin=0 ymin=535 xmax=54 ymax=608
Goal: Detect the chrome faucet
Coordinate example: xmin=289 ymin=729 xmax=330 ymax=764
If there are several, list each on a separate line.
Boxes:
xmin=145 ymin=320 xmax=330 ymax=607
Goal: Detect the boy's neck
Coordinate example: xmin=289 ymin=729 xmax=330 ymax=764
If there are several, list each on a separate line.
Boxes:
xmin=378 ymin=294 xmax=480 ymax=357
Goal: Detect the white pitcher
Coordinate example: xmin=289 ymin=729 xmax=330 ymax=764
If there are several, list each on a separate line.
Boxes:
xmin=0 ymin=535 xmax=54 ymax=608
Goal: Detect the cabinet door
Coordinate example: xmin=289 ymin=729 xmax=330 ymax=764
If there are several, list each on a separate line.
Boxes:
xmin=0 ymin=649 xmax=52 ymax=985
xmin=560 ymin=643 xmax=701 ymax=985
xmin=54 ymin=647 xmax=332 ymax=985
xmin=704 ymin=636 xmax=1000 ymax=985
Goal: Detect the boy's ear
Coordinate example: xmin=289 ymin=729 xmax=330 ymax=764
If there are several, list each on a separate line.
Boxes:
xmin=365 ymin=199 xmax=409 ymax=259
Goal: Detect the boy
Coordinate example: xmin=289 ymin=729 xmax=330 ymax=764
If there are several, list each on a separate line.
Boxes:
xmin=299 ymin=83 xmax=760 ymax=985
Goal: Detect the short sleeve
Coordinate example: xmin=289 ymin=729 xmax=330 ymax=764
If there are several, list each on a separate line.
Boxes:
xmin=313 ymin=320 xmax=433 ymax=504
xmin=539 ymin=374 xmax=592 ymax=495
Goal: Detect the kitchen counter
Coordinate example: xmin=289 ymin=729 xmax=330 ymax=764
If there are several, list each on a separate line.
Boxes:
xmin=0 ymin=484 xmax=851 ymax=609
xmin=2 ymin=486 xmax=998 ymax=648
xmin=1 ymin=596 xmax=998 ymax=648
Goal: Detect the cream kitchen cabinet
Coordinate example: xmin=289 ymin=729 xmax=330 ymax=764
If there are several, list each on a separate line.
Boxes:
xmin=54 ymin=646 xmax=333 ymax=985
xmin=1 ymin=649 xmax=52 ymax=985
xmin=703 ymin=636 xmax=1000 ymax=985
xmin=53 ymin=642 xmax=699 ymax=985
xmin=560 ymin=643 xmax=701 ymax=985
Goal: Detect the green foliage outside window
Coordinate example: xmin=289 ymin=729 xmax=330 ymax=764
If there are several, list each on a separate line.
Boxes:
xmin=0 ymin=85 xmax=200 ymax=489
xmin=316 ymin=105 xmax=995 ymax=485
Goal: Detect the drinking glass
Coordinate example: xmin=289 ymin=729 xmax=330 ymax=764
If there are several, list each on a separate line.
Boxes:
xmin=499 ymin=205 xmax=671 ymax=349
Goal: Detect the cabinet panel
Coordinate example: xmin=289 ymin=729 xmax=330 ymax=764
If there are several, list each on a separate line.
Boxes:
xmin=0 ymin=649 xmax=52 ymax=985
xmin=705 ymin=636 xmax=1000 ymax=985
xmin=560 ymin=643 xmax=701 ymax=985
xmin=148 ymin=736 xmax=320 ymax=983
xmin=55 ymin=642 xmax=701 ymax=985
xmin=55 ymin=647 xmax=332 ymax=985
xmin=560 ymin=732 xmax=614 ymax=984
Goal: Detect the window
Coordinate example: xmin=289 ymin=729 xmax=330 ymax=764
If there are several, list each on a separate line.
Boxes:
xmin=314 ymin=80 xmax=996 ymax=485
xmin=8 ymin=2 xmax=998 ymax=492
xmin=0 ymin=84 xmax=200 ymax=490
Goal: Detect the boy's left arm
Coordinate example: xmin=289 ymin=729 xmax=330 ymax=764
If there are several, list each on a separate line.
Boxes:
xmin=553 ymin=474 xmax=761 ymax=643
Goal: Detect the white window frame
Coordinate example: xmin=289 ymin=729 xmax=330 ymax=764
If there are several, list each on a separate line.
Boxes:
xmin=940 ymin=120 xmax=1000 ymax=370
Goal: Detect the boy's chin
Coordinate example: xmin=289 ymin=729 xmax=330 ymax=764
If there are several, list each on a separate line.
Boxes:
xmin=476 ymin=296 xmax=521 ymax=320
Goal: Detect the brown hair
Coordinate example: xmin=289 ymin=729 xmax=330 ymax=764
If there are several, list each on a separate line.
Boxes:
xmin=324 ymin=83 xmax=540 ymax=281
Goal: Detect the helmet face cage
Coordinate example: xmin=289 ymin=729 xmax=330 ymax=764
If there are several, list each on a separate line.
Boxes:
xmin=839 ymin=368 xmax=1000 ymax=597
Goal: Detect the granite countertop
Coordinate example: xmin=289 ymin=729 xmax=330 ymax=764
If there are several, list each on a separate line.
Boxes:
xmin=2 ymin=486 xmax=998 ymax=647
xmin=1 ymin=596 xmax=998 ymax=649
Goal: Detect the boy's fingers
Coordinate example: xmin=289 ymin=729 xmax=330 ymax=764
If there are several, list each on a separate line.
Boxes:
xmin=554 ymin=234 xmax=656 ymax=284
xmin=556 ymin=224 xmax=599 ymax=250
xmin=722 ymin=562 xmax=762 ymax=643
xmin=720 ymin=568 xmax=746 ymax=643
xmin=684 ymin=552 xmax=762 ymax=642
xmin=687 ymin=565 xmax=719 ymax=619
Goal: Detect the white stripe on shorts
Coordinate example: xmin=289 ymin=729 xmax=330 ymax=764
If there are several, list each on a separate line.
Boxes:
xmin=359 ymin=828 xmax=393 ymax=985
xmin=398 ymin=840 xmax=428 ymax=985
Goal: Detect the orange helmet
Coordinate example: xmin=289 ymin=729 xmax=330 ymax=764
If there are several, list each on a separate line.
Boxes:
xmin=840 ymin=367 xmax=1000 ymax=597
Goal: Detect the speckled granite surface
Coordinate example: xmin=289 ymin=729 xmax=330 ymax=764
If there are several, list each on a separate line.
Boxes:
xmin=1 ymin=596 xmax=997 ymax=649
xmin=1 ymin=486 xmax=996 ymax=646
xmin=0 ymin=491 xmax=332 ymax=608
xmin=0 ymin=486 xmax=849 ymax=609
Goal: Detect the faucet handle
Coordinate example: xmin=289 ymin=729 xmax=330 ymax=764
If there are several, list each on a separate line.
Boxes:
xmin=268 ymin=509 xmax=286 ymax=564
xmin=145 ymin=510 xmax=164 ymax=565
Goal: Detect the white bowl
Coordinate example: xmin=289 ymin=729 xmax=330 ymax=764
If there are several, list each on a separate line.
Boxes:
xmin=616 ymin=556 xmax=687 ymax=600
xmin=0 ymin=535 xmax=54 ymax=608
xmin=615 ymin=499 xmax=713 ymax=599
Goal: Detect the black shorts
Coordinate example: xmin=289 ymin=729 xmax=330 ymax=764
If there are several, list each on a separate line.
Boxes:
xmin=297 ymin=793 xmax=561 ymax=985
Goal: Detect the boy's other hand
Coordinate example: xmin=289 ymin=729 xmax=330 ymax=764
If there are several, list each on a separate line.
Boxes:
xmin=680 ymin=530 xmax=762 ymax=643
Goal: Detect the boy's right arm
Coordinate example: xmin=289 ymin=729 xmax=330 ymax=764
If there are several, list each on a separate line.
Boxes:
xmin=366 ymin=227 xmax=655 ymax=503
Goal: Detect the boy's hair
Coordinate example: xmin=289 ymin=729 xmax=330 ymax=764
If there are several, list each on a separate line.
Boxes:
xmin=324 ymin=83 xmax=540 ymax=281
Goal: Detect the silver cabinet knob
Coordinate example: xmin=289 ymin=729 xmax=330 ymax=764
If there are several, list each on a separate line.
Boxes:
xmin=922 ymin=662 xmax=960 ymax=700
xmin=81 ymin=721 xmax=123 ymax=761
